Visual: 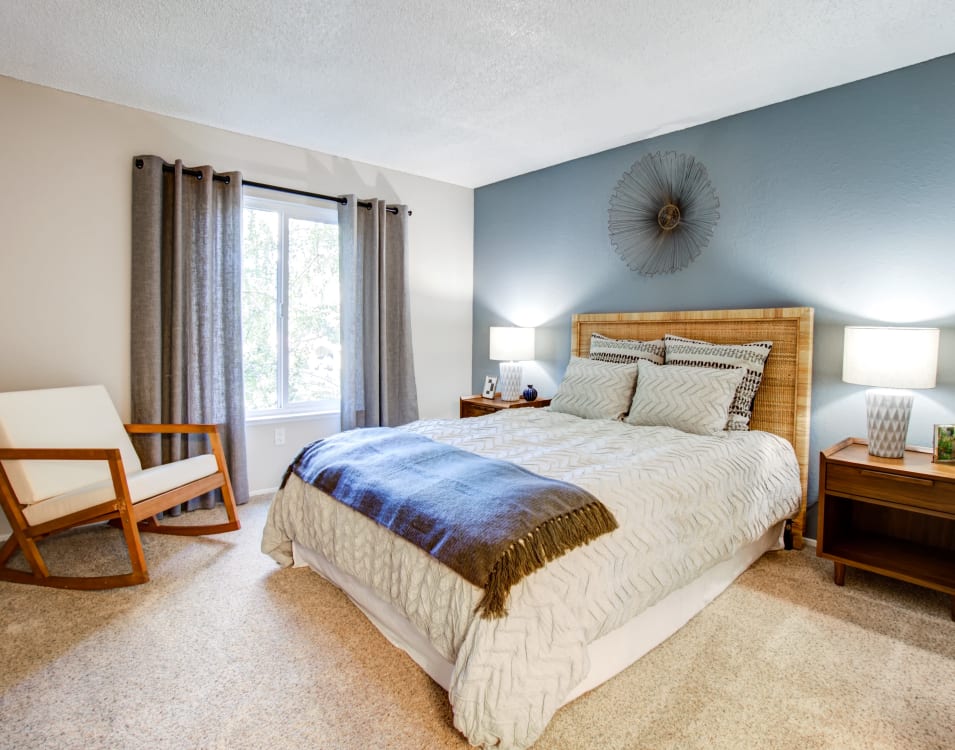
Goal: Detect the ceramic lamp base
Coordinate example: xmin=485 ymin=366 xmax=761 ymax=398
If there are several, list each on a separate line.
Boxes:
xmin=865 ymin=389 xmax=913 ymax=458
xmin=498 ymin=361 xmax=523 ymax=401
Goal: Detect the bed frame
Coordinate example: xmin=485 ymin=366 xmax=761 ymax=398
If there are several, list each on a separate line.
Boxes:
xmin=571 ymin=306 xmax=814 ymax=548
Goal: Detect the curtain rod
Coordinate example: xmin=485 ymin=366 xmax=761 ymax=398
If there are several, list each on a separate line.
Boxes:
xmin=135 ymin=159 xmax=410 ymax=215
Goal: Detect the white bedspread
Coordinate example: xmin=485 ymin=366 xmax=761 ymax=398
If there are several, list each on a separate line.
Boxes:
xmin=262 ymin=409 xmax=800 ymax=749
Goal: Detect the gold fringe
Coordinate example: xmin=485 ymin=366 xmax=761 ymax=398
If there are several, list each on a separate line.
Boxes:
xmin=475 ymin=501 xmax=618 ymax=619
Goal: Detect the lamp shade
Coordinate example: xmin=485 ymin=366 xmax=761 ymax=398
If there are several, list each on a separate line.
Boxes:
xmin=489 ymin=327 xmax=535 ymax=361
xmin=842 ymin=326 xmax=939 ymax=390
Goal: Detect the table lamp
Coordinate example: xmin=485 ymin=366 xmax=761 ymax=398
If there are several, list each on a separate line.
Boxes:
xmin=489 ymin=326 xmax=535 ymax=401
xmin=842 ymin=326 xmax=939 ymax=458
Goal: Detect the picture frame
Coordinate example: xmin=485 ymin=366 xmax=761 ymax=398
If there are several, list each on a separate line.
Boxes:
xmin=481 ymin=375 xmax=498 ymax=399
xmin=932 ymin=424 xmax=955 ymax=463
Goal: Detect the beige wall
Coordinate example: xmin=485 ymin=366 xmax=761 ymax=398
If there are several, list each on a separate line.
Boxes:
xmin=0 ymin=75 xmax=474 ymax=498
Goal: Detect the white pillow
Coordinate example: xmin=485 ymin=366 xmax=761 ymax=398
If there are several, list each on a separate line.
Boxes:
xmin=549 ymin=357 xmax=638 ymax=420
xmin=625 ymin=360 xmax=746 ymax=435
xmin=663 ymin=334 xmax=772 ymax=431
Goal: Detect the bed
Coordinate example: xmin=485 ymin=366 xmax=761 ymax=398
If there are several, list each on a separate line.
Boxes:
xmin=262 ymin=306 xmax=814 ymax=749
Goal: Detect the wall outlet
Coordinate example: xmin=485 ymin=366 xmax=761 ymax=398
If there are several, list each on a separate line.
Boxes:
xmin=274 ymin=427 xmax=286 ymax=446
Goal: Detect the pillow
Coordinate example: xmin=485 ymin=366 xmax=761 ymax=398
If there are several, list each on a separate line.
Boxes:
xmin=589 ymin=333 xmax=665 ymax=365
xmin=625 ymin=360 xmax=746 ymax=436
xmin=663 ymin=334 xmax=773 ymax=431
xmin=549 ymin=357 xmax=638 ymax=420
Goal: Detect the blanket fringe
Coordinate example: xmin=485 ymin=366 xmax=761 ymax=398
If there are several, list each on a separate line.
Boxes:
xmin=476 ymin=501 xmax=618 ymax=619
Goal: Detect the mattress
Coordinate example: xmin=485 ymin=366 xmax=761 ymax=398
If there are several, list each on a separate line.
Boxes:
xmin=262 ymin=408 xmax=801 ymax=749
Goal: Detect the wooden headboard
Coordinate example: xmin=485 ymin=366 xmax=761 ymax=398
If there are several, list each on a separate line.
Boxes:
xmin=571 ymin=307 xmax=814 ymax=548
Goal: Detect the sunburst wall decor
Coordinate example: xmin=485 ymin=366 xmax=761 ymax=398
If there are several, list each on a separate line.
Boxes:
xmin=608 ymin=151 xmax=720 ymax=276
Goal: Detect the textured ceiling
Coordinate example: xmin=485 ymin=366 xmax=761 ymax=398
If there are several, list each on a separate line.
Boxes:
xmin=2 ymin=1 xmax=954 ymax=188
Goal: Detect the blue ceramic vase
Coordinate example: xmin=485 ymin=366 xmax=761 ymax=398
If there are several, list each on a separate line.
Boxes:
xmin=522 ymin=385 xmax=538 ymax=402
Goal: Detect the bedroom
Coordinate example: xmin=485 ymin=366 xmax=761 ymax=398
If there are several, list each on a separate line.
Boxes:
xmin=1 ymin=2 xmax=954 ymax=748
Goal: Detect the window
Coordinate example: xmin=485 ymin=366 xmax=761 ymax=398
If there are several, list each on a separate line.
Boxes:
xmin=241 ymin=193 xmax=340 ymax=416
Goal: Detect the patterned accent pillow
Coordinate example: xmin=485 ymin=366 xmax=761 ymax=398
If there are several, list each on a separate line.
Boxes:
xmin=625 ymin=360 xmax=746 ymax=435
xmin=549 ymin=357 xmax=639 ymax=420
xmin=663 ymin=334 xmax=773 ymax=431
xmin=589 ymin=333 xmax=665 ymax=365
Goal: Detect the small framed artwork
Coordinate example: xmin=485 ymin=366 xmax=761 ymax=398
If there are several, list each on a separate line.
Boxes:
xmin=933 ymin=424 xmax=955 ymax=463
xmin=481 ymin=375 xmax=498 ymax=399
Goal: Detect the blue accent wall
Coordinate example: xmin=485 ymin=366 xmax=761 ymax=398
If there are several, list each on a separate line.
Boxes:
xmin=473 ymin=55 xmax=955 ymax=538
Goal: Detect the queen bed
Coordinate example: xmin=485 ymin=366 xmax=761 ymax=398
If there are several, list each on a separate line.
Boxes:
xmin=262 ymin=307 xmax=814 ymax=749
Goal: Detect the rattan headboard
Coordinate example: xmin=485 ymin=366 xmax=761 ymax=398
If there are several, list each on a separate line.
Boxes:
xmin=571 ymin=307 xmax=814 ymax=548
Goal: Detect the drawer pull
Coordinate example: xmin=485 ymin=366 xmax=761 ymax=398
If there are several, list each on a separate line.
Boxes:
xmin=859 ymin=469 xmax=933 ymax=487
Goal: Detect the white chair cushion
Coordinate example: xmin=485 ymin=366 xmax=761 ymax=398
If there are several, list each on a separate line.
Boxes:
xmin=0 ymin=385 xmax=143 ymax=504
xmin=23 ymin=454 xmax=219 ymax=526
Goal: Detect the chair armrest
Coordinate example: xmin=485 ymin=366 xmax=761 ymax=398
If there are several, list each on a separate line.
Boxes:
xmin=124 ymin=424 xmax=229 ymax=475
xmin=0 ymin=447 xmax=133 ymax=518
xmin=125 ymin=424 xmax=219 ymax=435
xmin=0 ymin=447 xmax=123 ymax=461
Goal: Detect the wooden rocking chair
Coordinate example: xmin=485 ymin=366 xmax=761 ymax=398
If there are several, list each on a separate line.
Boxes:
xmin=0 ymin=384 xmax=240 ymax=589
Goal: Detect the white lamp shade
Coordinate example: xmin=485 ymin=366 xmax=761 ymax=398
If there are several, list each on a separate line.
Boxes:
xmin=489 ymin=327 xmax=535 ymax=361
xmin=842 ymin=326 xmax=939 ymax=389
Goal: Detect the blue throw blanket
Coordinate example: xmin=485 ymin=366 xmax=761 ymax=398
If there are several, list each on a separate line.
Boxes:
xmin=282 ymin=427 xmax=618 ymax=617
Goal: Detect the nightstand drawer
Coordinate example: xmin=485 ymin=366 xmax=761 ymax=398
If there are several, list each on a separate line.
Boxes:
xmin=466 ymin=403 xmax=497 ymax=417
xmin=827 ymin=463 xmax=955 ymax=515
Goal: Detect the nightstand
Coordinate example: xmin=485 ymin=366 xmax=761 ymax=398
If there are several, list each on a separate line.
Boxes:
xmin=459 ymin=394 xmax=551 ymax=418
xmin=817 ymin=437 xmax=955 ymax=620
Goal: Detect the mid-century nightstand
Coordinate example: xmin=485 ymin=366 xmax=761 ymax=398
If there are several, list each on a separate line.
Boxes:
xmin=817 ymin=437 xmax=955 ymax=620
xmin=459 ymin=394 xmax=551 ymax=418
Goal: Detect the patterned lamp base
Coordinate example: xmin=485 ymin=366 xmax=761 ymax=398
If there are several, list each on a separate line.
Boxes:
xmin=865 ymin=389 xmax=913 ymax=458
xmin=498 ymin=361 xmax=523 ymax=401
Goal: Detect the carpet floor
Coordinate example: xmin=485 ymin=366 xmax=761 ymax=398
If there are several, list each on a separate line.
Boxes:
xmin=1 ymin=494 xmax=952 ymax=750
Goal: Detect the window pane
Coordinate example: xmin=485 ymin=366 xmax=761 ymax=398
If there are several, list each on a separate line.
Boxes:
xmin=241 ymin=208 xmax=279 ymax=411
xmin=287 ymin=218 xmax=340 ymax=404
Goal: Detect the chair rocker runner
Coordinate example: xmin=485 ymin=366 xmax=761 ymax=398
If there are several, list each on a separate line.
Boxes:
xmin=0 ymin=385 xmax=240 ymax=589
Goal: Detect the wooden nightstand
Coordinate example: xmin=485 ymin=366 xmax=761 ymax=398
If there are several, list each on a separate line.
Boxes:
xmin=817 ymin=437 xmax=955 ymax=620
xmin=459 ymin=394 xmax=551 ymax=418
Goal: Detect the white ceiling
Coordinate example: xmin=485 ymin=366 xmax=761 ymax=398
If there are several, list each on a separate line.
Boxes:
xmin=2 ymin=1 xmax=954 ymax=188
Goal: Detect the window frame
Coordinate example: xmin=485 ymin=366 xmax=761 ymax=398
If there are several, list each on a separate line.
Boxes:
xmin=242 ymin=189 xmax=341 ymax=419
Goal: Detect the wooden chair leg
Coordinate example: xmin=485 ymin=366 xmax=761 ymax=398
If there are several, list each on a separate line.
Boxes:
xmin=116 ymin=500 xmax=149 ymax=585
xmin=0 ymin=527 xmax=51 ymax=579
xmin=216 ymin=464 xmax=241 ymax=531
xmin=0 ymin=508 xmax=149 ymax=590
xmin=0 ymin=533 xmax=42 ymax=574
xmin=17 ymin=535 xmax=52 ymax=578
xmin=0 ymin=534 xmax=17 ymax=566
xmin=140 ymin=492 xmax=240 ymax=536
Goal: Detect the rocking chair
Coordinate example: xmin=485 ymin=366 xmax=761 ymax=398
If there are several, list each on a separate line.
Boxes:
xmin=0 ymin=384 xmax=240 ymax=589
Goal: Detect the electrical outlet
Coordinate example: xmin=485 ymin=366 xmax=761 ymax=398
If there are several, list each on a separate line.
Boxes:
xmin=274 ymin=427 xmax=286 ymax=446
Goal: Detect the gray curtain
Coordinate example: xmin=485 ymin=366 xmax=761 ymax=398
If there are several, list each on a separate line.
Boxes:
xmin=339 ymin=196 xmax=419 ymax=429
xmin=130 ymin=155 xmax=249 ymax=511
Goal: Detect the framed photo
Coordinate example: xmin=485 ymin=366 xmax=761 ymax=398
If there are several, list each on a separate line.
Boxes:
xmin=481 ymin=375 xmax=498 ymax=399
xmin=933 ymin=424 xmax=955 ymax=463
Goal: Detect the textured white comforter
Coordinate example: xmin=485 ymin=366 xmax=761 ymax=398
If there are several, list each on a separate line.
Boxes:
xmin=262 ymin=409 xmax=800 ymax=749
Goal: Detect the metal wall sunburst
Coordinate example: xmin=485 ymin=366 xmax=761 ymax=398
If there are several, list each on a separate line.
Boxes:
xmin=608 ymin=151 xmax=720 ymax=276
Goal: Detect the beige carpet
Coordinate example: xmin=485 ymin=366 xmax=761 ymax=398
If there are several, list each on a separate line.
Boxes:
xmin=1 ymin=494 xmax=952 ymax=750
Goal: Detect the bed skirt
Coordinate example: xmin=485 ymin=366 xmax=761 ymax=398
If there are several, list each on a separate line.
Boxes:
xmin=291 ymin=520 xmax=786 ymax=705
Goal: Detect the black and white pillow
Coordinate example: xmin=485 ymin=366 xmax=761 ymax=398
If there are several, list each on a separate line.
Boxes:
xmin=589 ymin=333 xmax=665 ymax=365
xmin=625 ymin=360 xmax=746 ymax=436
xmin=549 ymin=356 xmax=638 ymax=420
xmin=663 ymin=334 xmax=772 ymax=431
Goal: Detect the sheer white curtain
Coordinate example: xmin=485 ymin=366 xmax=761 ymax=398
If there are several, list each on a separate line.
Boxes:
xmin=130 ymin=155 xmax=249 ymax=511
xmin=338 ymin=196 xmax=418 ymax=429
